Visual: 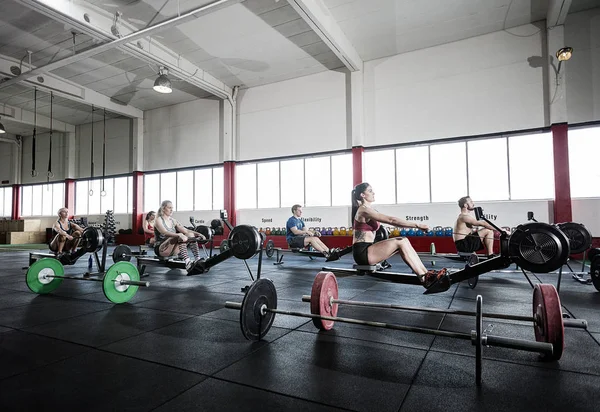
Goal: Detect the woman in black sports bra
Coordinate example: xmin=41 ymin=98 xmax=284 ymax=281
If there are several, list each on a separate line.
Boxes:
xmin=49 ymin=208 xmax=84 ymax=257
xmin=351 ymin=182 xmax=447 ymax=288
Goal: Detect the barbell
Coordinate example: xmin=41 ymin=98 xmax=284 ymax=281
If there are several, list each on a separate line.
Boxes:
xmin=26 ymin=258 xmax=149 ymax=304
xmin=225 ymin=272 xmax=587 ymax=386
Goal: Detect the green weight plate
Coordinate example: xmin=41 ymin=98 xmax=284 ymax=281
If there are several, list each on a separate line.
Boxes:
xmin=112 ymin=245 xmax=132 ymax=263
xmin=103 ymin=261 xmax=140 ymax=304
xmin=26 ymin=258 xmax=64 ymax=294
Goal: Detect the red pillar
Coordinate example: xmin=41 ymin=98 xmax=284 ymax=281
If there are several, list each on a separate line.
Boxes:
xmin=11 ymin=184 xmax=20 ymax=220
xmin=223 ymin=161 xmax=236 ymax=227
xmin=132 ymin=171 xmax=144 ymax=235
xmin=65 ymin=178 xmax=75 ymax=218
xmin=352 ymin=146 xmax=364 ymax=188
xmin=552 ymin=123 xmax=572 ymax=223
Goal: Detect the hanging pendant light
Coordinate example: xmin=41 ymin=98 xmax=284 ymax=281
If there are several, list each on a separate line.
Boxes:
xmin=153 ymin=66 xmax=172 ymax=94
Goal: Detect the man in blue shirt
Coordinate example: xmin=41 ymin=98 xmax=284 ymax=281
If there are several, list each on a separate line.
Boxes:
xmin=286 ymin=204 xmax=337 ymax=259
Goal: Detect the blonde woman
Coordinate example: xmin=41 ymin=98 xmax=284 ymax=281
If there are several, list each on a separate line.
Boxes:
xmin=49 ymin=208 xmax=84 ymax=257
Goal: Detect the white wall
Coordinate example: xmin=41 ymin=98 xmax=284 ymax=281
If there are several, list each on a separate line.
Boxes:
xmin=0 ymin=139 xmax=16 ymax=184
xmin=237 ymin=206 xmax=351 ymax=230
xmin=572 ymin=199 xmax=600 ymax=237
xmin=565 ymin=7 xmax=600 ymax=124
xmin=363 ymin=25 xmax=546 ymax=146
xmin=20 ymin=132 xmax=67 ymax=184
xmin=76 ymin=118 xmax=132 ymax=178
xmin=143 ymin=99 xmax=220 ymax=171
xmin=237 ymin=70 xmax=348 ymax=161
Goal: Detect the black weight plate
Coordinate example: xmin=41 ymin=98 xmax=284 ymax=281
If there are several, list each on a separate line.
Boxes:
xmin=112 ymin=245 xmax=132 ymax=263
xmin=81 ymin=227 xmax=104 ymax=253
xmin=557 ymin=222 xmax=592 ymax=255
xmin=220 ymin=239 xmax=229 ymax=252
xmin=229 ymin=225 xmax=261 ymax=260
xmin=265 ymin=239 xmax=275 ymax=258
xmin=374 ymin=226 xmax=389 ymax=242
xmin=195 ymin=225 xmax=213 ymax=241
xmin=591 ymin=256 xmax=600 ymax=293
xmin=587 ymin=248 xmax=600 ymax=262
xmin=240 ymin=278 xmax=277 ymax=341
xmin=468 ymin=276 xmax=479 ymax=289
xmin=508 ymin=222 xmax=569 ymax=273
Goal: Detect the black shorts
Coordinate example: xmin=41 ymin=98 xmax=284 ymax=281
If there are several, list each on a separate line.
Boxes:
xmin=288 ymin=236 xmax=306 ymax=249
xmin=353 ymin=242 xmax=372 ymax=265
xmin=455 ymin=234 xmax=484 ymax=253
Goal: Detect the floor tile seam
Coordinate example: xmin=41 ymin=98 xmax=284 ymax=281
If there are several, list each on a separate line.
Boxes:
xmin=0 ymin=302 xmax=116 ymax=329
xmin=195 ymin=375 xmax=359 ymax=412
xmin=425 ymin=346 xmax=600 ymax=377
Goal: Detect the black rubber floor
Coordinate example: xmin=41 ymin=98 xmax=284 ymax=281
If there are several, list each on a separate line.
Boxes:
xmin=1 ymin=247 xmax=599 ymax=411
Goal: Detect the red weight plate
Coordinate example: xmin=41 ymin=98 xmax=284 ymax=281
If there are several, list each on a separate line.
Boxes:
xmin=533 ymin=284 xmax=564 ymax=360
xmin=310 ymin=271 xmax=338 ymax=330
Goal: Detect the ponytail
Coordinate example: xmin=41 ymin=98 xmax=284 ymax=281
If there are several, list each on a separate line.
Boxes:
xmin=350 ymin=182 xmax=370 ymax=224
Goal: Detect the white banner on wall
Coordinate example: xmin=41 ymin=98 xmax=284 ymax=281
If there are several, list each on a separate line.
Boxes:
xmin=237 ymin=207 xmax=351 ymax=231
xmin=571 ymin=199 xmax=600 ymax=236
xmin=237 ymin=201 xmax=552 ymax=232
xmin=171 ymin=211 xmax=221 ymax=227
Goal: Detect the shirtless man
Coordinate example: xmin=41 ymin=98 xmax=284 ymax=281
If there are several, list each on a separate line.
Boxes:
xmin=453 ymin=196 xmax=496 ymax=256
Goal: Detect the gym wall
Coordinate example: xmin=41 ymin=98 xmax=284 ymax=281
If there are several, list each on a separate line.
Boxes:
xmin=363 ymin=24 xmax=546 ymax=146
xmin=0 ymin=139 xmax=17 ymax=184
xmin=76 ymin=118 xmax=132 ymax=178
xmin=238 ymin=206 xmax=351 ymax=231
xmin=237 ymin=70 xmax=347 ymax=161
xmin=565 ymin=7 xmax=600 ymax=124
xmin=143 ymin=98 xmax=220 ymax=171
xmin=20 ymin=132 xmax=67 ymax=184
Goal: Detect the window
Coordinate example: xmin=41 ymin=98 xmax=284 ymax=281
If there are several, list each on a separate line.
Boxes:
xmin=430 ymin=142 xmax=467 ymax=202
xmin=257 ymin=162 xmax=280 ymax=208
xmin=177 ymin=170 xmax=194 ymax=211
xmin=144 ymin=174 xmax=160 ymax=213
xmin=569 ymin=126 xmax=600 ymax=198
xmin=280 ymin=159 xmax=303 ymax=208
xmin=0 ymin=187 xmax=12 ymax=217
xmin=364 ymin=150 xmax=395 ymax=204
xmin=331 ymin=154 xmax=352 ymax=206
xmin=194 ymin=169 xmax=212 ymax=211
xmin=160 ymin=172 xmax=177 ymax=209
xmin=31 ymin=185 xmax=42 ymax=216
xmin=509 ymin=133 xmax=554 ymax=199
xmin=100 ymin=178 xmax=114 ymax=214
xmin=21 ymin=186 xmax=32 ymax=216
xmin=75 ymin=181 xmax=88 ymax=216
xmin=468 ymin=138 xmax=509 ymax=201
xmin=396 ymin=146 xmax=430 ymax=203
xmin=236 ymin=163 xmax=257 ymax=209
xmin=212 ymin=167 xmax=223 ymax=210
xmin=114 ymin=177 xmax=129 ymax=214
xmin=305 ymin=156 xmax=331 ymax=207
xmin=52 ymin=183 xmax=64 ymax=216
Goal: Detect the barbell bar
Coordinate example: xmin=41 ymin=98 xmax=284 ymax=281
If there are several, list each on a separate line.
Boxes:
xmin=300 ymin=295 xmax=587 ymax=329
xmin=40 ymin=273 xmax=149 ymax=287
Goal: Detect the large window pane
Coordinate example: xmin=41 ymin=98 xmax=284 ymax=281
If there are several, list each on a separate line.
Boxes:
xmin=331 ymin=154 xmax=352 ymax=206
xmin=569 ymin=127 xmax=600 ymax=198
xmin=6 ymin=188 xmax=12 ymax=217
xmin=431 ymin=142 xmax=467 ymax=202
xmin=114 ymin=177 xmax=129 ymax=214
xmin=213 ymin=167 xmax=223 ymax=210
xmin=75 ymin=181 xmax=88 ymax=215
xmin=88 ymin=181 xmax=100 ymax=215
xmin=100 ymin=178 xmax=114 ymax=214
xmin=21 ymin=186 xmax=32 ymax=217
xmin=281 ymin=159 xmax=303 ymax=208
xmin=160 ymin=172 xmax=177 ymax=209
xmin=41 ymin=184 xmax=53 ymax=216
xmin=31 ymin=185 xmax=42 ymax=216
xmin=364 ymin=150 xmax=395 ymax=204
xmin=236 ymin=164 xmax=257 ymax=209
xmin=468 ymin=138 xmax=509 ymax=201
xmin=52 ymin=183 xmax=64 ymax=215
xmin=127 ymin=176 xmax=133 ymax=213
xmin=396 ymin=146 xmax=430 ymax=203
xmin=194 ymin=169 xmax=212 ymax=210
xmin=258 ymin=162 xmax=280 ymax=208
xmin=144 ymin=174 xmax=160 ymax=212
xmin=509 ymin=133 xmax=554 ymax=199
xmin=305 ymin=156 xmax=331 ymax=207
xmin=177 ymin=170 xmax=194 ymax=211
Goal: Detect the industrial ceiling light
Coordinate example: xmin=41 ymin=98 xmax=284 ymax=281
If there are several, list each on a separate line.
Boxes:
xmin=153 ymin=67 xmax=172 ymax=94
xmin=556 ymin=47 xmax=573 ymax=62
xmin=0 ymin=117 xmax=6 ymax=134
xmin=556 ymin=47 xmax=573 ymax=73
